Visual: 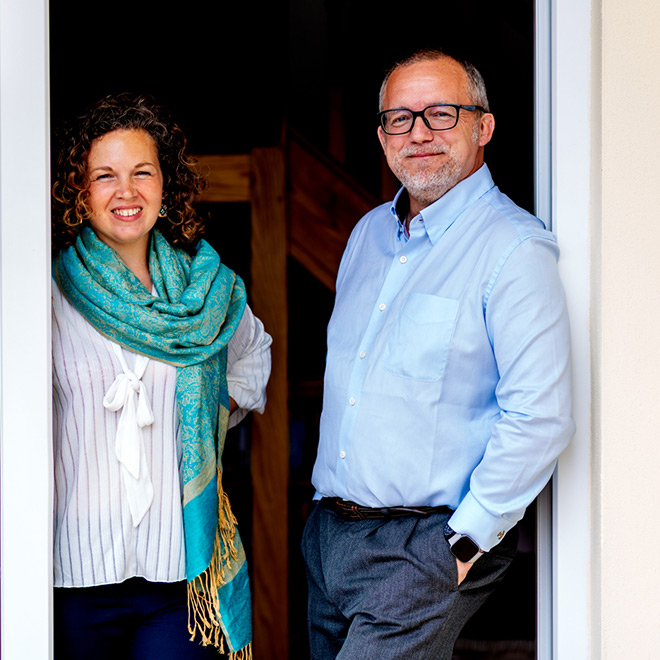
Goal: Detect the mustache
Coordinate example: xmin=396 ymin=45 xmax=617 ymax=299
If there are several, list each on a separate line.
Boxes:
xmin=398 ymin=146 xmax=449 ymax=157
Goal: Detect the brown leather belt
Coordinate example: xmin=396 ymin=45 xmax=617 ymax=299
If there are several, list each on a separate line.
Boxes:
xmin=323 ymin=497 xmax=452 ymax=521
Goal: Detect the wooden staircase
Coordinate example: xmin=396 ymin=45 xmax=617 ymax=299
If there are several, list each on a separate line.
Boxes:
xmin=287 ymin=133 xmax=379 ymax=291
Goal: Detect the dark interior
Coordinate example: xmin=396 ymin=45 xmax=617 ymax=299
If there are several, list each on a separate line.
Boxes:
xmin=50 ymin=2 xmax=537 ymax=658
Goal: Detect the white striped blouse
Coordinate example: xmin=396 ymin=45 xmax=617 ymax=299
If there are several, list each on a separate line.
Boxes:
xmin=52 ymin=283 xmax=272 ymax=588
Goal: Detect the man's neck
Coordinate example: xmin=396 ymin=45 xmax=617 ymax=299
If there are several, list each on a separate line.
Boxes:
xmin=395 ymin=191 xmax=412 ymax=229
xmin=398 ymin=191 xmax=432 ymax=230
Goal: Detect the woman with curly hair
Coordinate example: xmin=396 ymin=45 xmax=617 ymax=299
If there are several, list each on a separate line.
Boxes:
xmin=51 ymin=93 xmax=270 ymax=660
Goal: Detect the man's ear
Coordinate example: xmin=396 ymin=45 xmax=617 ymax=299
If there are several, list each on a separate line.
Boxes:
xmin=377 ymin=126 xmax=387 ymax=153
xmin=478 ymin=113 xmax=495 ymax=147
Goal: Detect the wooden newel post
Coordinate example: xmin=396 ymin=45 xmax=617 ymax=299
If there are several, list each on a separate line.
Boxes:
xmin=249 ymin=146 xmax=290 ymax=659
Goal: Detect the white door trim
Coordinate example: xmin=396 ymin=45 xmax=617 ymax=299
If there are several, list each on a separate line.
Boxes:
xmin=534 ymin=3 xmax=554 ymax=658
xmin=0 ymin=0 xmax=53 ymax=658
xmin=536 ymin=1 xmax=592 ymax=658
xmin=550 ymin=0 xmax=593 ymax=658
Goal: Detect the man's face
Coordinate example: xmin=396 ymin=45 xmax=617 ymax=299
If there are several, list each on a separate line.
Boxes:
xmin=378 ymin=58 xmax=495 ymax=216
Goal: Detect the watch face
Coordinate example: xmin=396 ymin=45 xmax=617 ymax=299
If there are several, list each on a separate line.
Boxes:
xmin=451 ymin=535 xmax=480 ymax=563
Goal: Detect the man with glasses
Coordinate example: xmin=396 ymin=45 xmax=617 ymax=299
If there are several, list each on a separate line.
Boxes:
xmin=302 ymin=50 xmax=574 ymax=659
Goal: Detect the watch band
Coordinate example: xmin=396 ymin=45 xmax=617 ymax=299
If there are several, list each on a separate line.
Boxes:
xmin=444 ymin=524 xmax=483 ymax=563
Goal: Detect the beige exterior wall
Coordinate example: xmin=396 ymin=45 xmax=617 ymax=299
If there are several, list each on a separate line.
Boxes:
xmin=596 ymin=0 xmax=660 ymax=655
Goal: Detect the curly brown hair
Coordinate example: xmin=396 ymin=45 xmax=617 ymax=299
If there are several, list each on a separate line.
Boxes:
xmin=51 ymin=92 xmax=206 ymax=254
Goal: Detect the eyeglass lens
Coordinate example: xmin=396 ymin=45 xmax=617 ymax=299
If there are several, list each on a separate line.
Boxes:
xmin=381 ymin=105 xmax=459 ymax=134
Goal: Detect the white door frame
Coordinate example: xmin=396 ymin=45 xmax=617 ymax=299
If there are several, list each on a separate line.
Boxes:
xmin=536 ymin=0 xmax=593 ymax=658
xmin=0 ymin=1 xmax=592 ymax=658
xmin=0 ymin=0 xmax=53 ymax=658
xmin=534 ymin=3 xmax=555 ymax=656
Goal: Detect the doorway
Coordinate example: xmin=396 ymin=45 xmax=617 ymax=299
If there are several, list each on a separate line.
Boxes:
xmin=46 ymin=1 xmax=542 ymax=658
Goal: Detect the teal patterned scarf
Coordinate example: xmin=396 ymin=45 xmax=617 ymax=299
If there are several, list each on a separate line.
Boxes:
xmin=53 ymin=227 xmax=252 ymax=658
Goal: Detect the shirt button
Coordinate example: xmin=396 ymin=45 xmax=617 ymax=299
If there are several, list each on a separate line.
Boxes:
xmin=339 ymin=451 xmax=346 ymax=459
xmin=349 ymin=397 xmax=356 ymax=406
xmin=400 ymin=256 xmax=407 ymax=264
xmin=359 ymin=351 xmax=366 ymax=359
xmin=378 ymin=303 xmax=386 ymax=311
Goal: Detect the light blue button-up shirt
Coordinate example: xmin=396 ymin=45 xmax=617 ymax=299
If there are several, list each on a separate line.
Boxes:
xmin=312 ymin=164 xmax=575 ymax=551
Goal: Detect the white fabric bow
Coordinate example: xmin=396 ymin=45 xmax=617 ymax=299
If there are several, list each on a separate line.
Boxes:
xmin=103 ymin=342 xmax=155 ymax=527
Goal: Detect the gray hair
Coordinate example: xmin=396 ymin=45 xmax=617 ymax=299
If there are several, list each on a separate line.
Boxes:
xmin=378 ymin=49 xmax=490 ymax=113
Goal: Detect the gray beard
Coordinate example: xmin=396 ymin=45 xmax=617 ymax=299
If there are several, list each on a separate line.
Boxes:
xmin=388 ymin=125 xmax=480 ymax=210
xmin=391 ymin=152 xmax=464 ymax=209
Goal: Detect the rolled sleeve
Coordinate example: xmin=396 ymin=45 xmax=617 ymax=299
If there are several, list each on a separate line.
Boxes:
xmin=227 ymin=304 xmax=272 ymax=428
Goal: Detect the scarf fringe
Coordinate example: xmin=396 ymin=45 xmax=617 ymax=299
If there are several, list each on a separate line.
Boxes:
xmin=229 ymin=643 xmax=253 ymax=660
xmin=187 ymin=472 xmax=249 ymax=656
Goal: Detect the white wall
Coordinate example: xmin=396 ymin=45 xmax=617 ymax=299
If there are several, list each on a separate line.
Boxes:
xmin=0 ymin=0 xmax=53 ymax=658
xmin=596 ymin=0 xmax=660 ymax=656
xmin=553 ymin=1 xmax=660 ymax=656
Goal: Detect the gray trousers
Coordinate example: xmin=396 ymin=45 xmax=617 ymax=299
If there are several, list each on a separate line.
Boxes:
xmin=301 ymin=500 xmax=518 ymax=660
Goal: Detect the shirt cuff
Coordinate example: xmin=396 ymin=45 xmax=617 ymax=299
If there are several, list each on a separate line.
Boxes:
xmin=448 ymin=491 xmax=523 ymax=552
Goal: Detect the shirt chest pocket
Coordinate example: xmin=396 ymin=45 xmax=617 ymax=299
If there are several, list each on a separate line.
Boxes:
xmin=383 ymin=293 xmax=459 ymax=382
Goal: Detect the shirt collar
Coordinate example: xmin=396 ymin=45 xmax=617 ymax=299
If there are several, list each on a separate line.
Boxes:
xmin=389 ymin=164 xmax=496 ymax=245
xmin=390 ymin=188 xmax=410 ymax=241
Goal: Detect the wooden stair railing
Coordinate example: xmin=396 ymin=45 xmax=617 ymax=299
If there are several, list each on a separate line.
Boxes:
xmin=287 ymin=132 xmax=380 ymax=291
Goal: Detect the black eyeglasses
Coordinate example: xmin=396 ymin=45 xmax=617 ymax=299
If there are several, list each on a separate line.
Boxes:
xmin=377 ymin=103 xmax=486 ymax=135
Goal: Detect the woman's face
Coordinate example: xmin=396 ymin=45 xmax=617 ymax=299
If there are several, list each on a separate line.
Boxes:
xmin=86 ymin=128 xmax=163 ymax=257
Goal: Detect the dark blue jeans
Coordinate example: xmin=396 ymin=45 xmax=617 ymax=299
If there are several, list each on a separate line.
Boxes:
xmin=301 ymin=500 xmax=518 ymax=660
xmin=54 ymin=578 xmax=224 ymax=660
